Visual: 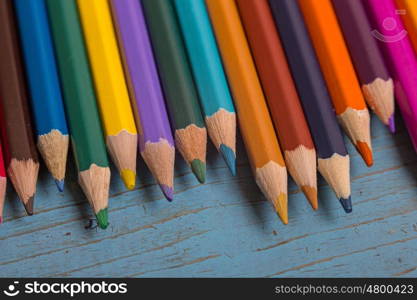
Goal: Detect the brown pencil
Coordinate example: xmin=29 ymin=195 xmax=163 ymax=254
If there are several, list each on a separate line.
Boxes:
xmin=0 ymin=0 xmax=39 ymax=215
xmin=237 ymin=0 xmax=317 ymax=209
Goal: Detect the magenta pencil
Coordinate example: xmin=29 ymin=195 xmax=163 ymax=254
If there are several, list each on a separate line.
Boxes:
xmin=111 ymin=0 xmax=175 ymax=201
xmin=364 ymin=0 xmax=417 ymax=151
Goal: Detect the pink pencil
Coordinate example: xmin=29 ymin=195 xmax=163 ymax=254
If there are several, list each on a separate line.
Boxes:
xmin=364 ymin=0 xmax=417 ymax=150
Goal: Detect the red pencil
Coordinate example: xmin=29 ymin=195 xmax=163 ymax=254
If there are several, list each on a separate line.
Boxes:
xmin=0 ymin=140 xmax=6 ymax=223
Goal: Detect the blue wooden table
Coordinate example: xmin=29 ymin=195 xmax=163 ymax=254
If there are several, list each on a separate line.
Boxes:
xmin=1 ymin=115 xmax=416 ymax=277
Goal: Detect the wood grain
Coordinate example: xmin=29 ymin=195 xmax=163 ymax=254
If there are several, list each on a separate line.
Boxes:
xmin=0 ymin=117 xmax=416 ymax=277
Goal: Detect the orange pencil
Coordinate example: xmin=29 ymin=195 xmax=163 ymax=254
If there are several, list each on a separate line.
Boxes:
xmin=298 ymin=0 xmax=373 ymax=166
xmin=206 ymin=0 xmax=288 ymax=224
xmin=396 ymin=0 xmax=417 ymax=53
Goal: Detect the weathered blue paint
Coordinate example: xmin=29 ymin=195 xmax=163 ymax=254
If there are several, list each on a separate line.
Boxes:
xmin=0 ymin=116 xmax=416 ymax=277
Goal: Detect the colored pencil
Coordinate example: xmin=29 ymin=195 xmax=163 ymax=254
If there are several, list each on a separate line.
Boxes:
xmin=298 ymin=0 xmax=373 ymax=167
xmin=0 ymin=141 xmax=6 ymax=223
xmin=396 ymin=0 xmax=417 ymax=52
xmin=237 ymin=0 xmax=318 ymax=210
xmin=269 ymin=0 xmax=351 ymax=213
xmin=142 ymin=0 xmax=207 ymax=184
xmin=77 ymin=0 xmax=138 ymax=190
xmin=14 ymin=0 xmax=69 ymax=192
xmin=173 ymin=0 xmax=237 ymax=175
xmin=332 ymin=0 xmax=395 ymax=131
xmin=110 ymin=0 xmax=175 ymax=201
xmin=206 ymin=0 xmax=288 ymax=224
xmin=0 ymin=0 xmax=39 ymax=215
xmin=364 ymin=0 xmax=417 ymax=152
xmin=46 ymin=0 xmax=110 ymax=229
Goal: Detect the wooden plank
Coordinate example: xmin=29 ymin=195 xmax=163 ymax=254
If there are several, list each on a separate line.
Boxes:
xmin=0 ymin=119 xmax=416 ymax=277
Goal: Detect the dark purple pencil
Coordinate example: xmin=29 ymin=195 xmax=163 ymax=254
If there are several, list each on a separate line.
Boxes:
xmin=332 ymin=0 xmax=395 ymax=132
xmin=111 ymin=0 xmax=175 ymax=201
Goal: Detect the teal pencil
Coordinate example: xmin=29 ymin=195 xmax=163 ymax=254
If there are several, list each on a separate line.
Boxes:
xmin=174 ymin=0 xmax=236 ymax=175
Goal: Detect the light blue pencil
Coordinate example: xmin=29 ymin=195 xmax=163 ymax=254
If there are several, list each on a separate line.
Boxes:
xmin=14 ymin=0 xmax=69 ymax=192
xmin=173 ymin=0 xmax=237 ymax=175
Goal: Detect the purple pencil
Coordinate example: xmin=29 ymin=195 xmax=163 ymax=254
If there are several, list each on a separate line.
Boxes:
xmin=332 ymin=0 xmax=395 ymax=132
xmin=364 ymin=0 xmax=417 ymax=151
xmin=111 ymin=0 xmax=175 ymax=201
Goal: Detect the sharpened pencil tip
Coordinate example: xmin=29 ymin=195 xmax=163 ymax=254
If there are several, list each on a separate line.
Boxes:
xmin=220 ymin=144 xmax=236 ymax=176
xmin=24 ymin=196 xmax=34 ymax=216
xmin=301 ymin=186 xmax=318 ymax=210
xmin=356 ymin=141 xmax=373 ymax=167
xmin=160 ymin=184 xmax=174 ymax=202
xmin=272 ymin=193 xmax=288 ymax=225
xmin=388 ymin=114 xmax=395 ymax=133
xmin=339 ymin=196 xmax=352 ymax=213
xmin=96 ymin=208 xmax=108 ymax=229
xmin=55 ymin=179 xmax=65 ymax=192
xmin=121 ymin=169 xmax=136 ymax=190
xmin=191 ymin=159 xmax=206 ymax=183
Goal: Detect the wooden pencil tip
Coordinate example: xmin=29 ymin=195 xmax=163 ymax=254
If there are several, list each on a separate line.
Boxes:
xmin=8 ymin=158 xmax=39 ymax=214
xmin=160 ymin=184 xmax=174 ymax=202
xmin=175 ymin=125 xmax=207 ymax=182
xmin=121 ymin=169 xmax=136 ymax=190
xmin=55 ymin=179 xmax=65 ymax=192
xmin=191 ymin=159 xmax=206 ymax=183
xmin=301 ymin=186 xmax=318 ymax=210
xmin=356 ymin=141 xmax=373 ymax=167
xmin=220 ymin=144 xmax=236 ymax=175
xmin=339 ymin=196 xmax=352 ymax=213
xmin=107 ymin=130 xmax=138 ymax=189
xmin=37 ymin=130 xmax=69 ymax=184
xmin=96 ymin=208 xmax=108 ymax=229
xmin=272 ymin=193 xmax=288 ymax=225
xmin=23 ymin=196 xmax=34 ymax=216
xmin=79 ymin=164 xmax=110 ymax=227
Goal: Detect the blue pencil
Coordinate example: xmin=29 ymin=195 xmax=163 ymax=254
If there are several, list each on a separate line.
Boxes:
xmin=173 ymin=0 xmax=237 ymax=175
xmin=14 ymin=0 xmax=69 ymax=192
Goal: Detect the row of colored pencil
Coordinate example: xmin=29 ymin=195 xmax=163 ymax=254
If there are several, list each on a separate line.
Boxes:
xmin=0 ymin=0 xmax=415 ymax=228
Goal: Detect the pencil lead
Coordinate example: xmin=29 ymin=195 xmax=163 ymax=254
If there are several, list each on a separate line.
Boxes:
xmin=23 ymin=196 xmax=34 ymax=216
xmin=388 ymin=114 xmax=395 ymax=133
xmin=272 ymin=193 xmax=288 ymax=225
xmin=301 ymin=186 xmax=318 ymax=210
xmin=191 ymin=159 xmax=206 ymax=183
xmin=339 ymin=196 xmax=352 ymax=213
xmin=96 ymin=208 xmax=108 ymax=229
xmin=55 ymin=179 xmax=65 ymax=192
xmin=356 ymin=141 xmax=373 ymax=167
xmin=160 ymin=184 xmax=174 ymax=202
xmin=220 ymin=144 xmax=236 ymax=176
xmin=121 ymin=169 xmax=136 ymax=190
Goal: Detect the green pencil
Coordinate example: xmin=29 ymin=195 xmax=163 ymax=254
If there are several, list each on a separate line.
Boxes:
xmin=142 ymin=0 xmax=207 ymax=183
xmin=45 ymin=0 xmax=110 ymax=229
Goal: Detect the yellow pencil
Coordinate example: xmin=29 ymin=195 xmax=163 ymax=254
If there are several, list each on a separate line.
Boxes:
xmin=77 ymin=0 xmax=137 ymax=189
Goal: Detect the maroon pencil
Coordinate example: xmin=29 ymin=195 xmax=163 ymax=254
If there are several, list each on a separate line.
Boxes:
xmin=0 ymin=0 xmax=39 ymax=214
xmin=332 ymin=0 xmax=395 ymax=132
